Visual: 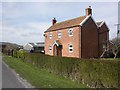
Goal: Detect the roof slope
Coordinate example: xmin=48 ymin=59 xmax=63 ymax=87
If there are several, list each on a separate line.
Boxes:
xmin=96 ymin=21 xmax=102 ymax=26
xmin=96 ymin=21 xmax=105 ymax=27
xmin=29 ymin=42 xmax=44 ymax=47
xmin=96 ymin=21 xmax=109 ymax=31
xmin=45 ymin=16 xmax=86 ymax=32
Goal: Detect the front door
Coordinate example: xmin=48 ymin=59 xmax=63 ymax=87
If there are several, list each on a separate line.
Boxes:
xmin=53 ymin=45 xmax=62 ymax=56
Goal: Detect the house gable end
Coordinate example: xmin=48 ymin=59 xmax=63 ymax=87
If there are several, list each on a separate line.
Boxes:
xmin=81 ymin=15 xmax=98 ymax=58
xmin=23 ymin=43 xmax=33 ymax=48
xmin=23 ymin=43 xmax=34 ymax=51
xmin=80 ymin=15 xmax=98 ymax=28
xmin=80 ymin=15 xmax=91 ymax=26
xmin=101 ymin=22 xmax=110 ymax=31
xmin=99 ymin=22 xmax=109 ymax=34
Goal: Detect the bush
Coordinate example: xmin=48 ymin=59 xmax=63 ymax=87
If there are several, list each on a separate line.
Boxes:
xmin=13 ymin=50 xmax=26 ymax=60
xmin=13 ymin=51 xmax=120 ymax=88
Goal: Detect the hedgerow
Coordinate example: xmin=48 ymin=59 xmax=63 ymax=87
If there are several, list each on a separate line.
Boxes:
xmin=13 ymin=50 xmax=120 ymax=88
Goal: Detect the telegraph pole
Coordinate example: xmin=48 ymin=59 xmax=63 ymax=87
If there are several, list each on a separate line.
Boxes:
xmin=115 ymin=24 xmax=120 ymax=41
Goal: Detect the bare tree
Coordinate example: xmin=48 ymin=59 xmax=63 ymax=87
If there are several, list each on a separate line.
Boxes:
xmin=100 ymin=40 xmax=110 ymax=58
xmin=100 ymin=38 xmax=120 ymax=58
xmin=110 ymin=38 xmax=120 ymax=58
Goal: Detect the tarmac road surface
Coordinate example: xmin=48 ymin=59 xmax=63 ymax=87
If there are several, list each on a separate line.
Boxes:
xmin=1 ymin=55 xmax=34 ymax=89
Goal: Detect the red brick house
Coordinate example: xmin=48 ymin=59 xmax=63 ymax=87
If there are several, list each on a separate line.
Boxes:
xmin=44 ymin=6 xmax=109 ymax=58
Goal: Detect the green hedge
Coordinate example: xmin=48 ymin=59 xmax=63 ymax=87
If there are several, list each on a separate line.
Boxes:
xmin=13 ymin=50 xmax=26 ymax=60
xmin=13 ymin=51 xmax=120 ymax=88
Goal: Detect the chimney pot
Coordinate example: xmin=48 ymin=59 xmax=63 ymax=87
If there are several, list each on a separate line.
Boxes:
xmin=85 ymin=6 xmax=92 ymax=16
xmin=52 ymin=18 xmax=57 ymax=25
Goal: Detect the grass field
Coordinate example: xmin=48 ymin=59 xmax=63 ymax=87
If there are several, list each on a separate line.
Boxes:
xmin=3 ymin=56 xmax=87 ymax=88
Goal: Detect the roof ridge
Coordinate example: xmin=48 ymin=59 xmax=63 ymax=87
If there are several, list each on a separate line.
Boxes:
xmin=55 ymin=15 xmax=86 ymax=25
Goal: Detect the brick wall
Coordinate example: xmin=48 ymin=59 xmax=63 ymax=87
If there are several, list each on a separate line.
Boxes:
xmin=45 ymin=26 xmax=80 ymax=58
xmin=99 ymin=23 xmax=109 ymax=56
xmin=45 ymin=18 xmax=109 ymax=59
xmin=81 ymin=17 xmax=98 ymax=58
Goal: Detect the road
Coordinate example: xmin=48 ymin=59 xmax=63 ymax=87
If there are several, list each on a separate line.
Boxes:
xmin=1 ymin=56 xmax=34 ymax=89
xmin=2 ymin=61 xmax=26 ymax=88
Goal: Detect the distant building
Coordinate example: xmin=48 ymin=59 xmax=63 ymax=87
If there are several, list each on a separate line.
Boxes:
xmin=0 ymin=42 xmax=22 ymax=55
xmin=44 ymin=6 xmax=109 ymax=58
xmin=0 ymin=43 xmax=5 ymax=52
xmin=23 ymin=42 xmax=44 ymax=53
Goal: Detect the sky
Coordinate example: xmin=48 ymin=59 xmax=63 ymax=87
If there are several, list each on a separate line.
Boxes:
xmin=1 ymin=2 xmax=119 ymax=45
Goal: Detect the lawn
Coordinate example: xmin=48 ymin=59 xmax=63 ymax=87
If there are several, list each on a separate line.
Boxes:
xmin=3 ymin=56 xmax=87 ymax=88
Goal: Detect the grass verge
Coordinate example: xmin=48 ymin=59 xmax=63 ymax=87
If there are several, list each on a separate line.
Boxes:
xmin=100 ymin=58 xmax=120 ymax=60
xmin=3 ymin=56 xmax=87 ymax=88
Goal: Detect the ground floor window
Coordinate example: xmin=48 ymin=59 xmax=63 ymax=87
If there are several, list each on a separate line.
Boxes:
xmin=68 ymin=44 xmax=73 ymax=52
xmin=49 ymin=45 xmax=52 ymax=52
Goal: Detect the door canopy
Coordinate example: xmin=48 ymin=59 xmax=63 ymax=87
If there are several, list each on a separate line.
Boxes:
xmin=53 ymin=40 xmax=62 ymax=47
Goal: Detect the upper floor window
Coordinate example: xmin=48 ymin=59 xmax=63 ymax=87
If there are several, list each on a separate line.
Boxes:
xmin=68 ymin=44 xmax=73 ymax=52
xmin=49 ymin=32 xmax=52 ymax=39
xmin=68 ymin=28 xmax=73 ymax=36
xmin=49 ymin=45 xmax=52 ymax=52
xmin=58 ymin=31 xmax=62 ymax=38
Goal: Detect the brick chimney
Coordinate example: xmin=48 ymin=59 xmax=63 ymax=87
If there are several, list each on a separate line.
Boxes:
xmin=85 ymin=6 xmax=92 ymax=16
xmin=52 ymin=18 xmax=57 ymax=25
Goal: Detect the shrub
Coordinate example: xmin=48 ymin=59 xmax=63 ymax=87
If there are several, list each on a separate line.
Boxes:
xmin=13 ymin=50 xmax=26 ymax=60
xmin=13 ymin=51 xmax=120 ymax=88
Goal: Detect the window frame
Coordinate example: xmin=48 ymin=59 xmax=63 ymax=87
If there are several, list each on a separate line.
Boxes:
xmin=49 ymin=32 xmax=52 ymax=39
xmin=68 ymin=44 xmax=73 ymax=53
xmin=68 ymin=28 xmax=73 ymax=37
xmin=58 ymin=31 xmax=62 ymax=38
xmin=49 ymin=45 xmax=52 ymax=52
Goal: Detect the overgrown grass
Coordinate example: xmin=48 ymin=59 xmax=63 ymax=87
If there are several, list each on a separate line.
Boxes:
xmin=100 ymin=58 xmax=120 ymax=60
xmin=3 ymin=56 xmax=87 ymax=88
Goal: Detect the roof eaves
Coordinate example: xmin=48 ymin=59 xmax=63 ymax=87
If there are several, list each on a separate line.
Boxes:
xmin=99 ymin=21 xmax=105 ymax=27
xmin=45 ymin=25 xmax=80 ymax=33
xmin=23 ymin=43 xmax=34 ymax=48
xmin=96 ymin=21 xmax=102 ymax=25
xmin=91 ymin=15 xmax=99 ymax=27
xmin=103 ymin=22 xmax=110 ymax=31
xmin=98 ymin=21 xmax=110 ymax=31
xmin=80 ymin=15 xmax=91 ymax=26
xmin=80 ymin=15 xmax=99 ymax=28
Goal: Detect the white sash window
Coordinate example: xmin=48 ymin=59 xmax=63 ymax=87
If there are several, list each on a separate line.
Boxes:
xmin=49 ymin=32 xmax=52 ymax=39
xmin=68 ymin=28 xmax=73 ymax=36
xmin=68 ymin=44 xmax=73 ymax=52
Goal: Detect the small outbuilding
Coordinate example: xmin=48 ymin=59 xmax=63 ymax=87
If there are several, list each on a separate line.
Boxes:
xmin=23 ymin=42 xmax=44 ymax=53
